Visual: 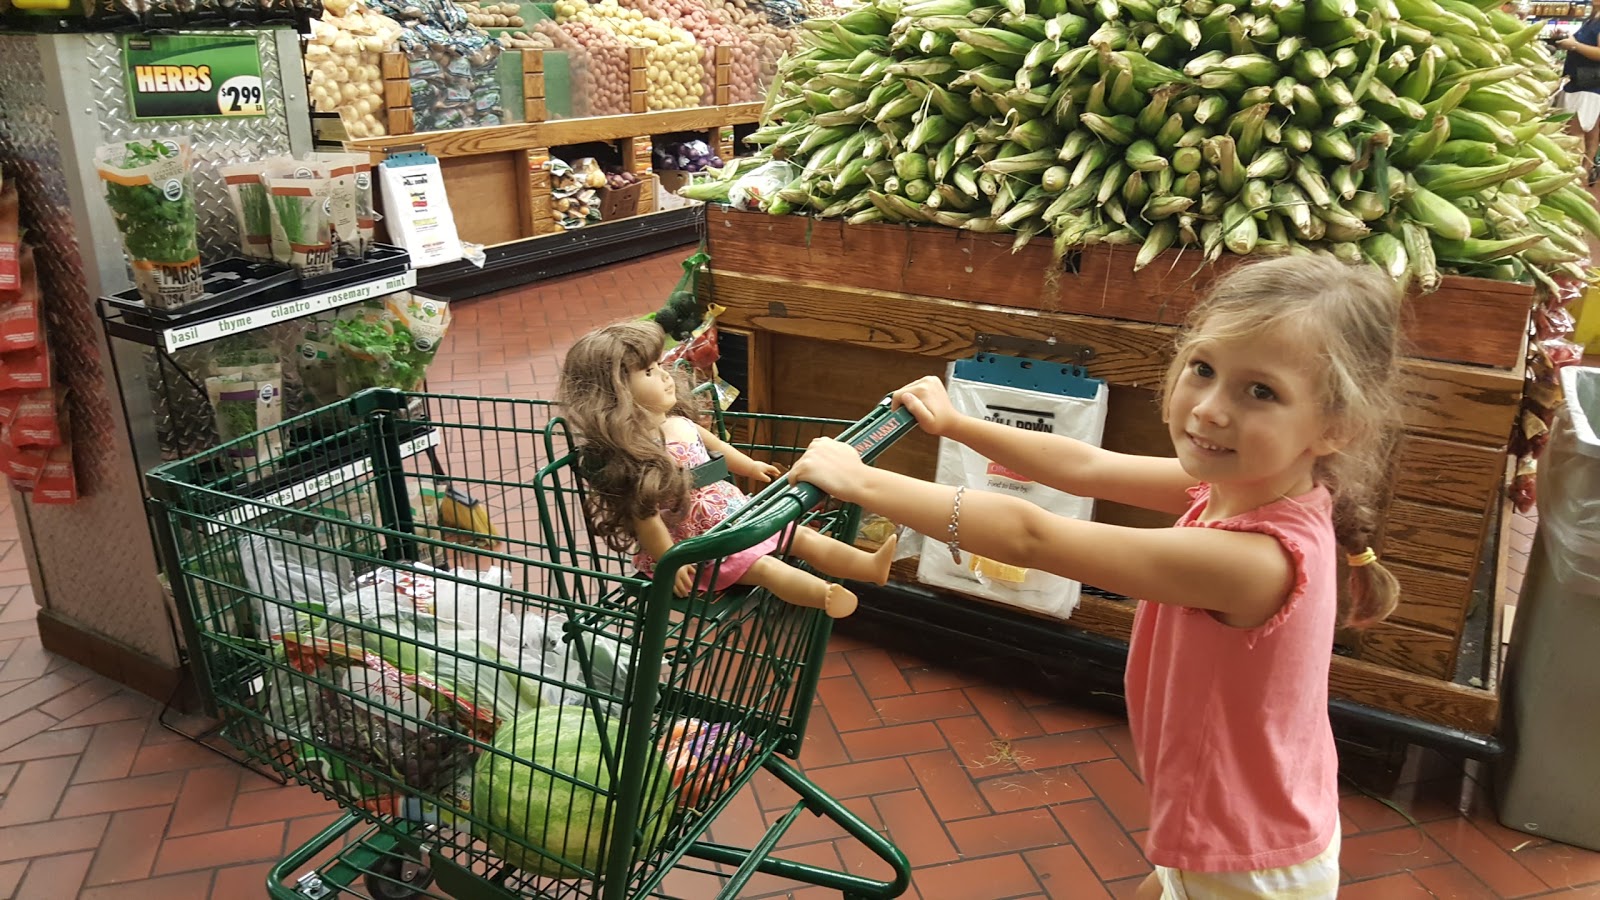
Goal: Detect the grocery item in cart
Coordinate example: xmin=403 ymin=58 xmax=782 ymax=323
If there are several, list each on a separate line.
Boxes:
xmin=472 ymin=705 xmax=674 ymax=877
xmin=658 ymin=717 xmax=753 ymax=809
xmin=94 ymin=138 xmax=203 ymax=311
xmin=282 ymin=633 xmax=497 ymax=815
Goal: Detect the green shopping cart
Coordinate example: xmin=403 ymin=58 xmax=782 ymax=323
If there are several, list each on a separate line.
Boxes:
xmin=146 ymin=388 xmax=917 ymax=900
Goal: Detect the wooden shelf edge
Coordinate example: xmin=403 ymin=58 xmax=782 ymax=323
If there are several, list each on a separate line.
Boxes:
xmin=346 ymin=103 xmax=762 ymax=158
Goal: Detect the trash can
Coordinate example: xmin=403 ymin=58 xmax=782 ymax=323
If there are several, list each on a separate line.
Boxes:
xmin=1497 ymin=365 xmax=1600 ymax=851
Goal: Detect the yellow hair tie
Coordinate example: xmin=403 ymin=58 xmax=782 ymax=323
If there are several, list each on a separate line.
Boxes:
xmin=1347 ymin=547 xmax=1378 ymax=568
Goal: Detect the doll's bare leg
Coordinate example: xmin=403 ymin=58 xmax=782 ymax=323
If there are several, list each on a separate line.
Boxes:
xmin=737 ymin=556 xmax=858 ymax=618
xmin=787 ymin=527 xmax=898 ymax=586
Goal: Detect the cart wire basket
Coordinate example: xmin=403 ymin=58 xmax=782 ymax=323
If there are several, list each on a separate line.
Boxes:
xmin=146 ymin=388 xmax=917 ymax=900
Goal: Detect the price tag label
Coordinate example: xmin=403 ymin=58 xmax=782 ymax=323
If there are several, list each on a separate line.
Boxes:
xmin=123 ymin=34 xmax=265 ymax=121
xmin=216 ymin=75 xmax=265 ymax=117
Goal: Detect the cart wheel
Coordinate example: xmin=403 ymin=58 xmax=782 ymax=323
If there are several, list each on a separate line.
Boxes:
xmin=362 ymin=849 xmax=435 ymax=899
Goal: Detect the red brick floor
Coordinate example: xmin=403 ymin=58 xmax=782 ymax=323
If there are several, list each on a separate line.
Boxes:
xmin=0 ymin=249 xmax=1596 ymax=898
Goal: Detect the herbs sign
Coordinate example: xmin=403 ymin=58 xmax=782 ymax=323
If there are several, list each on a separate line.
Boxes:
xmin=123 ymin=35 xmax=266 ymax=121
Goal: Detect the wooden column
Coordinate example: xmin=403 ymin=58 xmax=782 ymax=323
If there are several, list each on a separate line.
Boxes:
xmin=521 ymin=50 xmax=547 ymax=124
xmin=628 ymin=47 xmax=649 ymax=114
xmin=381 ymin=51 xmax=414 ymax=136
xmin=525 ymin=148 xmax=557 ymax=235
xmin=713 ymin=45 xmax=733 ymax=107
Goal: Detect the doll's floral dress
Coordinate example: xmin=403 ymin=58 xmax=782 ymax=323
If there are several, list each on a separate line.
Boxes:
xmin=632 ymin=417 xmax=783 ymax=590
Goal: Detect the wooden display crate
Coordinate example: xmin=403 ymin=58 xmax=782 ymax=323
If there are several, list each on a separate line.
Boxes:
xmin=704 ymin=206 xmax=1528 ymax=735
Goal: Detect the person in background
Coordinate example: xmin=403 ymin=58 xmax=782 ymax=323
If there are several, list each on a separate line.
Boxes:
xmin=1558 ymin=8 xmax=1600 ymax=185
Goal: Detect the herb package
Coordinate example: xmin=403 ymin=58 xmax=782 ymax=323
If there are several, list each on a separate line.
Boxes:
xmin=296 ymin=315 xmax=342 ymax=407
xmin=267 ymin=175 xmax=335 ymax=277
xmin=205 ymin=360 xmax=285 ymax=473
xmin=311 ymin=152 xmax=367 ymax=259
xmin=94 ymin=139 xmax=203 ymax=310
xmin=220 ymin=162 xmax=274 ymax=260
xmin=332 ymin=293 xmax=452 ymax=393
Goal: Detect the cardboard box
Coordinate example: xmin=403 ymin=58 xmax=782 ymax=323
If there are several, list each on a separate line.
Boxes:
xmin=598 ymin=180 xmax=644 ymax=221
xmin=656 ymin=168 xmax=716 ymax=197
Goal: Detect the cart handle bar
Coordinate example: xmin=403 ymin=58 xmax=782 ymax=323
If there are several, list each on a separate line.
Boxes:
xmin=658 ymin=398 xmax=918 ymax=573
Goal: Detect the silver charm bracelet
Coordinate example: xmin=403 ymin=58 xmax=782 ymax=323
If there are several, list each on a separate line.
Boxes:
xmin=947 ymin=485 xmax=965 ymax=564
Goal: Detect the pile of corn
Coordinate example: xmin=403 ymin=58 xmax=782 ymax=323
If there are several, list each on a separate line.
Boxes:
xmin=719 ymin=0 xmax=1600 ymax=288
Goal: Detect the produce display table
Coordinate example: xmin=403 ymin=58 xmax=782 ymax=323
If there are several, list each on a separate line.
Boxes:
xmin=341 ymin=47 xmax=758 ymax=250
xmin=703 ymin=206 xmax=1529 ymax=741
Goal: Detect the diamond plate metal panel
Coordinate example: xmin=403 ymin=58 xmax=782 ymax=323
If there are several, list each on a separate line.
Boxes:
xmin=0 ymin=33 xmax=304 ymax=671
xmin=0 ymin=34 xmax=175 ymax=666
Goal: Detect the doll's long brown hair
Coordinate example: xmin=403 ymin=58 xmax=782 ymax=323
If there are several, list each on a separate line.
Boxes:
xmin=557 ymin=320 xmax=700 ymax=553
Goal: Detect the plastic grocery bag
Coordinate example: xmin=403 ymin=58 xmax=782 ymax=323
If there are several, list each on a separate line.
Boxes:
xmin=727 ymin=160 xmax=799 ymax=212
xmin=523 ymin=610 xmax=635 ymax=713
xmin=915 ymin=354 xmax=1108 ymax=620
xmin=1537 ymin=366 xmax=1600 ymax=589
xmin=331 ymin=564 xmax=541 ymax=723
xmin=238 ymin=528 xmax=354 ymax=638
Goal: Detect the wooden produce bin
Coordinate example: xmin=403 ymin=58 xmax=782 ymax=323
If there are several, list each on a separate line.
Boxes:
xmin=704 ymin=206 xmax=1532 ymax=737
xmin=350 ymin=45 xmax=758 ymax=247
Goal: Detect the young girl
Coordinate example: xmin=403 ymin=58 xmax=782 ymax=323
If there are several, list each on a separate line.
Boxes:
xmin=557 ymin=320 xmax=897 ymax=619
xmin=788 ymin=256 xmax=1404 ymax=898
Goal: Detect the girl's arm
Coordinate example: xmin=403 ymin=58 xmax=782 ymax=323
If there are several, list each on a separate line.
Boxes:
xmin=789 ymin=440 xmax=1295 ymax=625
xmin=635 ymin=514 xmax=696 ymax=596
xmin=698 ymin=424 xmax=782 ymax=483
xmin=1570 ymin=40 xmax=1600 ymax=61
xmin=895 ymin=378 xmax=1196 ymax=515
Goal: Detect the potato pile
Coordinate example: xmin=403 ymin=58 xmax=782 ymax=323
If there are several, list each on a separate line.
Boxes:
xmin=550 ymin=0 xmax=704 ymax=115
xmin=617 ymin=0 xmax=737 ymax=105
xmin=457 ymin=0 xmax=524 ymax=27
xmin=706 ymin=0 xmax=793 ymax=102
xmin=306 ymin=0 xmax=404 ymax=139
xmin=496 ymin=30 xmax=555 ymax=49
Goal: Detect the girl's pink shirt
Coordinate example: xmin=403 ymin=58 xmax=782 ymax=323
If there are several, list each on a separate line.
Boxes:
xmin=1124 ymin=483 xmax=1340 ymax=873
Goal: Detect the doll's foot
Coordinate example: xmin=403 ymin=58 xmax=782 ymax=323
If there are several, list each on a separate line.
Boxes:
xmin=823 ymin=583 xmax=858 ymax=618
xmin=868 ymin=533 xmax=898 ymax=586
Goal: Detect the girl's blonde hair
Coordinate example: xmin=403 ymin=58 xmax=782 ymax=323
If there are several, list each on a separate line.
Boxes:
xmin=1164 ymin=255 xmax=1404 ymax=628
xmin=557 ymin=320 xmax=699 ymax=552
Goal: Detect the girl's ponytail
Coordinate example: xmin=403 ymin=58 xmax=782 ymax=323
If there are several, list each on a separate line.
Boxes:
xmin=1333 ymin=492 xmax=1400 ymax=629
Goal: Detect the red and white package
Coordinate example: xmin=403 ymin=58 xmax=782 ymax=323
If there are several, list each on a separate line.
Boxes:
xmin=0 ymin=323 xmax=50 ymax=392
xmin=0 ymin=246 xmax=40 ymax=351
xmin=31 ymin=443 xmax=77 ymax=504
xmin=0 ymin=437 xmax=46 ymax=488
xmin=0 ymin=181 xmax=19 ymax=292
xmin=0 ymin=388 xmax=64 ymax=448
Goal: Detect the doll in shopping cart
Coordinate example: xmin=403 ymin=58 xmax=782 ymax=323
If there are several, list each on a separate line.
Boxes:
xmin=558 ymin=320 xmax=897 ymax=617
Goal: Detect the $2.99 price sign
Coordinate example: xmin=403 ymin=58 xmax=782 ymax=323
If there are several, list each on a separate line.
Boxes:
xmin=123 ymin=34 xmax=266 ymax=121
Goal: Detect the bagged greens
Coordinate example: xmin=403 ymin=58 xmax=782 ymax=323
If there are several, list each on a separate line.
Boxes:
xmin=95 ymin=138 xmax=202 ymax=310
xmin=205 ymin=359 xmax=284 ymax=471
xmin=333 ymin=294 xmax=451 ymax=393
xmin=311 ymin=152 xmax=364 ymax=259
xmin=220 ymin=162 xmax=274 ymax=260
xmin=267 ymin=175 xmax=335 ymax=277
